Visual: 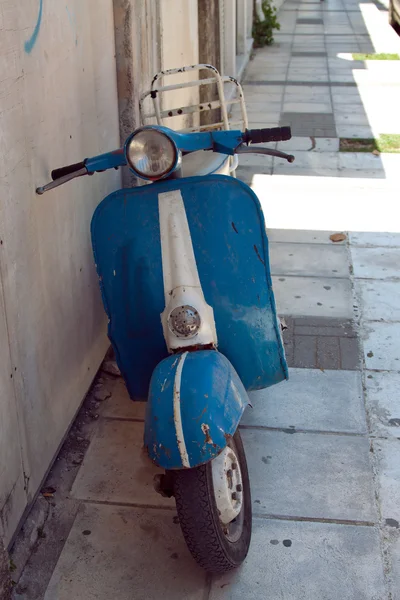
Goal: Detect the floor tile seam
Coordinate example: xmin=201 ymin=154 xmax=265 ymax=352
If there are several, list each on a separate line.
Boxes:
xmin=252 ymin=512 xmax=377 ymax=527
xmin=270 ymin=274 xmax=352 ymax=280
xmin=354 ymin=308 xmax=393 ymax=599
xmin=69 ymin=499 xmax=379 ymax=527
xmin=363 ymin=368 xmax=400 ymax=374
xmin=239 ymin=424 xmax=368 ymax=437
xmin=360 ymin=318 xmax=400 ymax=325
xmin=323 ymin=18 xmax=338 ymax=119
xmin=269 ymin=240 xmax=349 ymax=246
xmin=353 ymin=276 xmax=400 ymax=282
xmin=274 ymin=9 xmax=298 ymax=175
xmin=101 ymin=416 xmax=145 ymax=423
xmin=349 ymin=245 xmax=400 ymax=249
xmin=75 ymin=498 xmax=176 ymax=511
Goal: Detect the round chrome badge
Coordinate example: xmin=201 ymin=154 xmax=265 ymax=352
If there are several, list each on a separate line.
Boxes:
xmin=168 ymin=305 xmax=201 ymax=338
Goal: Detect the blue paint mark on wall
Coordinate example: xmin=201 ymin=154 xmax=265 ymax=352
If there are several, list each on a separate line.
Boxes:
xmin=25 ymin=0 xmax=43 ymax=53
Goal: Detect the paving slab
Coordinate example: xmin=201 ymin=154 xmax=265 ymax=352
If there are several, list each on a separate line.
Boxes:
xmin=350 ymin=232 xmax=400 ymax=248
xmin=210 ymin=519 xmax=386 ymax=600
xmin=44 ymin=504 xmax=206 ymax=600
xmin=269 ymin=242 xmax=349 ymax=277
xmin=373 ymin=439 xmax=400 ymax=524
xmin=338 ymin=153 xmax=384 ymax=171
xmin=362 ymin=322 xmax=400 ymax=371
xmin=356 ymin=280 xmax=400 ymax=322
xmin=100 ymin=378 xmax=146 ymax=420
xmin=245 ymin=368 xmax=366 ymax=433
xmin=274 ymin=150 xmax=339 ymax=170
xmin=267 ymin=228 xmax=346 ymax=244
xmin=365 ymin=371 xmax=400 ymax=439
xmin=391 ymin=535 xmax=400 ymax=600
xmin=71 ymin=420 xmax=174 ymax=508
xmin=272 ymin=275 xmax=353 ymax=318
xmin=351 ymin=247 xmax=400 ymax=280
xmin=241 ymin=429 xmax=377 ymax=521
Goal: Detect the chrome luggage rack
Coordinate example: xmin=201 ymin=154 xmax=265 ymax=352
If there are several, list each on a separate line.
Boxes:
xmin=139 ymin=64 xmax=248 ymax=133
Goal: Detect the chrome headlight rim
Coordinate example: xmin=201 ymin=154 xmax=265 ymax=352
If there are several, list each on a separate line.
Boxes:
xmin=124 ymin=126 xmax=181 ymax=181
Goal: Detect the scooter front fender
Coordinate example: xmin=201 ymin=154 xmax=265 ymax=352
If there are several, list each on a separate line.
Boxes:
xmin=144 ymin=350 xmax=249 ymax=470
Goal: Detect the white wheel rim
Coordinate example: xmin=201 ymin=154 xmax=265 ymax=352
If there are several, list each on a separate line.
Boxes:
xmin=211 ymin=445 xmax=243 ymax=525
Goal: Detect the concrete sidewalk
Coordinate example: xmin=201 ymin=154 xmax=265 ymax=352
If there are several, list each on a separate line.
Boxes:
xmin=11 ymin=1 xmax=400 ymax=598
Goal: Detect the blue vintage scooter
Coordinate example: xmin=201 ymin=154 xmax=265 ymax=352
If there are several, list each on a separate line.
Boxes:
xmin=37 ymin=70 xmax=294 ymax=572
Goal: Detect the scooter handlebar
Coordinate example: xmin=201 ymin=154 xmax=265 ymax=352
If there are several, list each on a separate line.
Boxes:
xmin=52 ymin=161 xmax=87 ymax=180
xmin=243 ymin=126 xmax=292 ymax=145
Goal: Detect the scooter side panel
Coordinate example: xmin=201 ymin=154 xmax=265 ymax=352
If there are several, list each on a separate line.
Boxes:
xmin=145 ymin=350 xmax=248 ymax=469
xmin=91 ymin=175 xmax=288 ymax=400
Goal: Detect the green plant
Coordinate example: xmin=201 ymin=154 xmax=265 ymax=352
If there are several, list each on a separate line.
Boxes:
xmin=352 ymin=53 xmax=400 ymax=60
xmin=339 ymin=135 xmax=400 ymax=153
xmin=252 ymin=0 xmax=280 ymax=47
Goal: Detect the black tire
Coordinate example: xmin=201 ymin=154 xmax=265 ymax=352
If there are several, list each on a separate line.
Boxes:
xmin=173 ymin=430 xmax=252 ymax=573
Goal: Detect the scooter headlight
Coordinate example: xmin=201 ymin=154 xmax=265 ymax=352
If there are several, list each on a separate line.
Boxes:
xmin=126 ymin=129 xmax=179 ymax=180
xmin=168 ymin=305 xmax=201 ymax=339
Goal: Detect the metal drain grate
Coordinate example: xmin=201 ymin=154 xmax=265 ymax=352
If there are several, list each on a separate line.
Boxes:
xmin=297 ymin=18 xmax=324 ymax=24
xmin=292 ymin=51 xmax=327 ymax=57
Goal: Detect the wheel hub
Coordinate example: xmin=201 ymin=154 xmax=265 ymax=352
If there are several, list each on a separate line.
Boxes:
xmin=211 ymin=446 xmax=243 ymax=525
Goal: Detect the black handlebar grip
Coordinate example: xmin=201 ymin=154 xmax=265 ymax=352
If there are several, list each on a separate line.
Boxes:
xmin=244 ymin=126 xmax=292 ymax=144
xmin=51 ymin=161 xmax=87 ymax=181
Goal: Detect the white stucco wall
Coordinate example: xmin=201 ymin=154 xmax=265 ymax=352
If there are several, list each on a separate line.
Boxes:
xmin=0 ymin=0 xmax=120 ymax=545
xmin=158 ymin=0 xmax=199 ymax=130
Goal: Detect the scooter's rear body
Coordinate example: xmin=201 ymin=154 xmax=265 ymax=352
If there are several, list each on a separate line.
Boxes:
xmin=91 ymin=174 xmax=288 ymax=401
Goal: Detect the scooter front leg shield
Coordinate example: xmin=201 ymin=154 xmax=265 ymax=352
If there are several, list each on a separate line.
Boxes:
xmin=145 ymin=350 xmax=249 ymax=470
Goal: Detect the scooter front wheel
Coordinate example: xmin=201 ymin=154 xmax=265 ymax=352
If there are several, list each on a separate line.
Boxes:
xmin=173 ymin=430 xmax=252 ymax=572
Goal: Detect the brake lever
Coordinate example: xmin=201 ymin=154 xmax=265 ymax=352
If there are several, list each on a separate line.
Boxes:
xmin=36 ymin=167 xmax=88 ymax=195
xmin=236 ymin=145 xmax=295 ymax=163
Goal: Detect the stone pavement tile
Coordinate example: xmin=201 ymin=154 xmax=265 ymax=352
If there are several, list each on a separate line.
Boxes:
xmin=276 ymin=136 xmax=315 ymax=151
xmin=210 ymin=519 xmax=386 ymax=600
xmin=241 ymin=429 xmax=377 ymax=521
xmin=362 ymin=322 xmax=400 ymax=371
xmin=350 ymin=232 xmax=400 ymax=248
xmin=390 ymin=535 xmax=400 ymax=600
xmin=244 ymin=368 xmax=366 ymax=433
xmin=273 ymin=168 xmax=340 ymax=180
xmin=339 ymin=337 xmax=361 ymax=370
xmin=336 ymin=125 xmax=376 ymax=138
xmin=365 ymin=371 xmax=400 ymax=439
xmin=100 ymin=378 xmax=146 ymax=420
xmin=239 ymin=110 xmax=281 ymax=123
xmin=373 ymin=439 xmax=400 ymax=524
xmin=355 ymin=280 xmax=400 ymax=321
xmin=338 ymin=153 xmax=384 ymax=171
xmin=71 ymin=419 xmax=174 ymax=508
xmin=267 ymin=229 xmax=346 ymax=244
xmin=317 ymin=335 xmax=341 ymax=369
xmin=237 ymin=153 xmax=274 ymax=169
xmin=314 ymin=137 xmax=340 ymax=151
xmin=276 ymin=137 xmax=339 ymax=152
xmin=244 ymin=101 xmax=282 ymax=112
xmin=44 ymin=504 xmax=206 ymax=600
xmin=269 ymin=242 xmax=349 ymax=277
xmin=351 ymin=247 xmax=400 ymax=280
xmin=274 ymin=150 xmax=339 ymax=170
xmin=335 ymin=113 xmax=371 ymax=126
xmin=284 ymin=90 xmax=331 ymax=102
xmin=294 ymin=335 xmax=317 ymax=368
xmin=283 ymin=101 xmax=332 ymax=112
